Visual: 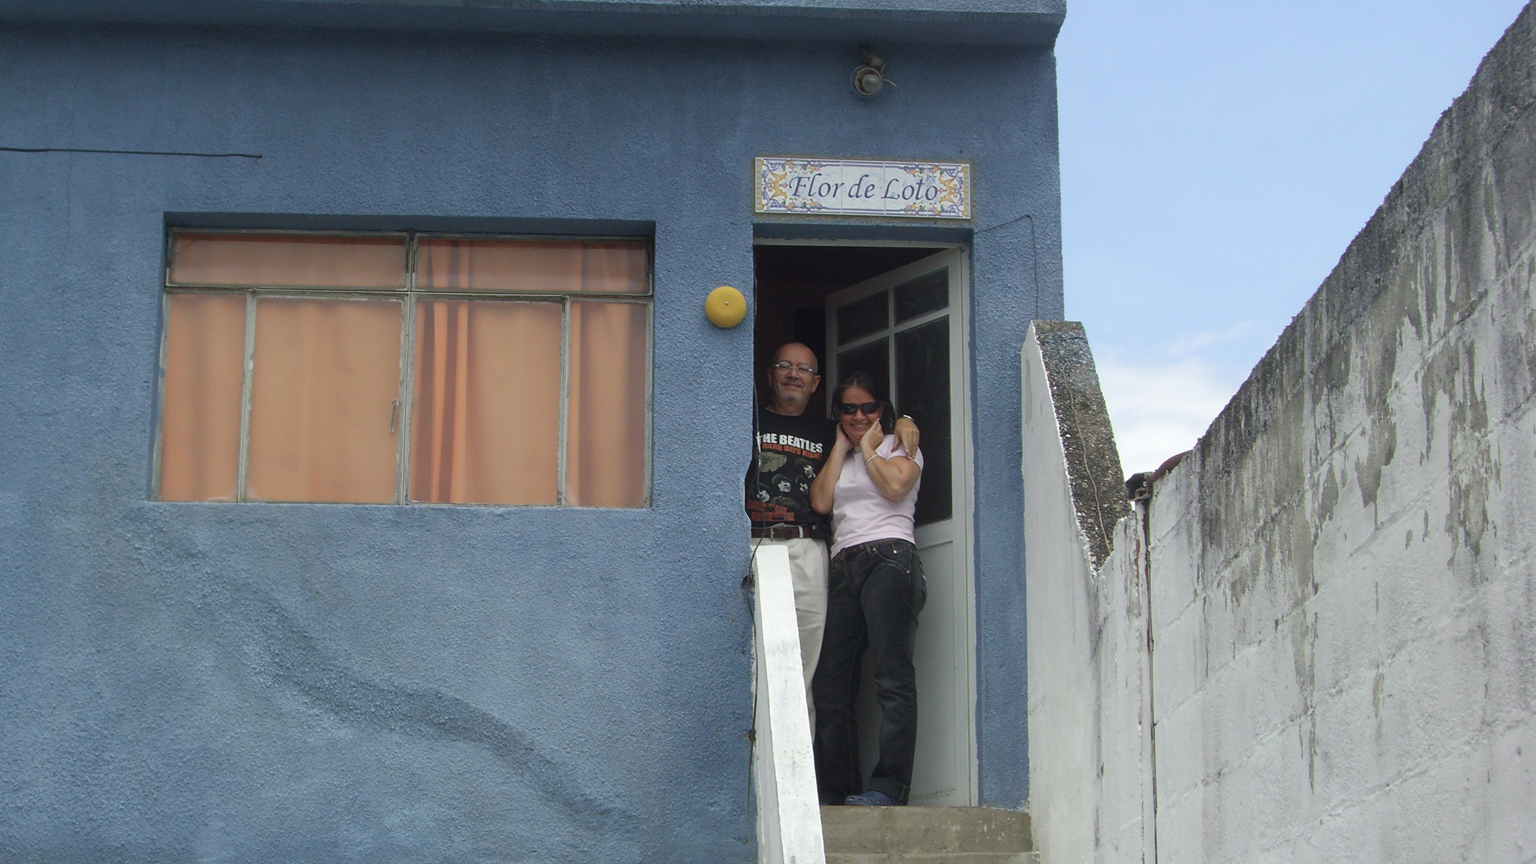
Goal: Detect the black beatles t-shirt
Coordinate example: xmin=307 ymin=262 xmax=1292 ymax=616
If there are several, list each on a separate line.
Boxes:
xmin=746 ymin=406 xmax=839 ymax=536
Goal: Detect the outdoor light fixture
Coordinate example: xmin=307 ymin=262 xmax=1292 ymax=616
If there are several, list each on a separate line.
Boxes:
xmin=851 ymin=52 xmax=895 ymax=98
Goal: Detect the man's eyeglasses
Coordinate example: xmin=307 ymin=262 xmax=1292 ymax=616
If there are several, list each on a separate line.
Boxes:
xmin=835 ymin=401 xmax=882 ymax=416
xmin=772 ymin=361 xmax=817 ymax=376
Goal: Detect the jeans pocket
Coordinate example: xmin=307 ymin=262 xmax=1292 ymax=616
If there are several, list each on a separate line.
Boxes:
xmin=828 ymin=555 xmax=850 ymax=592
xmin=871 ymin=541 xmax=911 ymax=572
xmin=871 ymin=542 xmax=926 ymax=615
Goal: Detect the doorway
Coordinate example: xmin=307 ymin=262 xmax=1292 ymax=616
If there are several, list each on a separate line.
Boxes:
xmin=753 ymin=240 xmax=977 ymax=807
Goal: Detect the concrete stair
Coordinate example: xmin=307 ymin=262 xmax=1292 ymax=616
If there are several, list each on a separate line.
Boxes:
xmin=820 ymin=806 xmax=1038 ymax=864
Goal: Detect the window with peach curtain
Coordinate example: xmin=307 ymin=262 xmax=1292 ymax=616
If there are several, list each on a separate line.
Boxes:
xmin=169 ymin=233 xmax=406 ymax=289
xmin=410 ymin=300 xmax=562 ymax=505
xmin=158 ymin=293 xmax=245 ymax=501
xmin=567 ymin=301 xmax=649 ymax=507
xmin=245 ymin=298 xmax=402 ymax=503
xmin=417 ymin=238 xmax=647 ymax=294
xmin=156 ymin=230 xmax=650 ymax=507
xmin=563 ymin=240 xmax=649 ymax=506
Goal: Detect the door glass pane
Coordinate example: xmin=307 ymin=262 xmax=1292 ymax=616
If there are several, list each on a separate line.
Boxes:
xmin=567 ymin=301 xmax=649 ymax=507
xmin=895 ymin=318 xmax=951 ymax=525
xmin=836 ymin=290 xmax=888 ymax=345
xmin=169 ymin=233 xmax=406 ymax=290
xmin=159 ymin=293 xmax=245 ymax=501
xmin=894 ymin=269 xmax=948 ymax=323
xmin=837 ymin=338 xmax=889 ymax=404
xmin=410 ymin=300 xmax=561 ymax=505
xmin=246 ymin=298 xmax=403 ymax=503
xmin=417 ymin=239 xmax=649 ymax=294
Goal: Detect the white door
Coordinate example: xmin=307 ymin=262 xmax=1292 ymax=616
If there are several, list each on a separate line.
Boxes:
xmin=825 ymin=248 xmax=975 ymax=806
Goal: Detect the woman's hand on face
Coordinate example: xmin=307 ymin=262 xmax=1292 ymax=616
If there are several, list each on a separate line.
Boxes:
xmin=861 ymin=420 xmax=885 ymax=453
xmin=832 ymin=426 xmax=854 ymax=455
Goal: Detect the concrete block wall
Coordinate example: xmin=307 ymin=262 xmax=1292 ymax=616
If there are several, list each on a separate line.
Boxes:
xmin=1024 ymin=3 xmax=1536 ymax=861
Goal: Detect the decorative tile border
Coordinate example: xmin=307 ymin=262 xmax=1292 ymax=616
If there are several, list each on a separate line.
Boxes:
xmin=755 ymin=157 xmax=972 ymax=219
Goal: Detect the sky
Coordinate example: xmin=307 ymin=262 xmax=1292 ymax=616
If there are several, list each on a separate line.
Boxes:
xmin=1055 ymin=0 xmax=1529 ymax=474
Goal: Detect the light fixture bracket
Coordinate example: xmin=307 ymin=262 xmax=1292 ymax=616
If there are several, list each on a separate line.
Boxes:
xmin=851 ymin=51 xmax=893 ymax=98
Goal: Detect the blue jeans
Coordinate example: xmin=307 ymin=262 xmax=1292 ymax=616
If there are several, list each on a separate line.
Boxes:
xmin=812 ymin=539 xmax=926 ymax=805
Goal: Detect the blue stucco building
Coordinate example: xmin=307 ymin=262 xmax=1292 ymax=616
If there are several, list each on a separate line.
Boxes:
xmin=0 ymin=1 xmax=1066 ymax=859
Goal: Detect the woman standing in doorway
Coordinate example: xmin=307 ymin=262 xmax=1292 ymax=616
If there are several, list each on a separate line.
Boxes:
xmin=808 ymin=371 xmax=926 ymax=806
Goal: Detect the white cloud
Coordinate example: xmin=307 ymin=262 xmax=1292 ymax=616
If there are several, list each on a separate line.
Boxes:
xmin=1162 ymin=321 xmax=1253 ymax=357
xmin=1094 ymin=350 xmax=1239 ymax=476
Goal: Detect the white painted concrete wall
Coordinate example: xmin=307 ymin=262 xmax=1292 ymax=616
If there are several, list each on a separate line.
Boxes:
xmin=1021 ymin=327 xmax=1100 ymax=864
xmin=1025 ymin=5 xmax=1536 ymax=862
xmin=1023 ymin=325 xmax=1155 ymax=864
xmin=751 ymin=545 xmax=825 ymax=864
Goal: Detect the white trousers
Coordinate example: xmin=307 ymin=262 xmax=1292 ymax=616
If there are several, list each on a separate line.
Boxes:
xmin=752 ymin=537 xmax=829 ymax=731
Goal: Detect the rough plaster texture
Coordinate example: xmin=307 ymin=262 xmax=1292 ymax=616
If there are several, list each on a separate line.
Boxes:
xmin=0 ymin=12 xmax=1062 ymax=862
xmin=1024 ymin=322 xmax=1128 ymax=569
xmin=1025 ymin=4 xmax=1536 ymax=862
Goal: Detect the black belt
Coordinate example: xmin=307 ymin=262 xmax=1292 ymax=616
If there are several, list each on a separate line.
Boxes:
xmin=751 ymin=524 xmax=820 ymax=540
xmin=833 ymin=538 xmax=904 ymax=561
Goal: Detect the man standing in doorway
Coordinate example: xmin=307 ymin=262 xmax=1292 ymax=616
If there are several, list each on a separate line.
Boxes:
xmin=749 ymin=342 xmax=917 ymax=725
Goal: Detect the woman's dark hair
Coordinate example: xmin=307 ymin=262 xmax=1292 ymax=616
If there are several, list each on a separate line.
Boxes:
xmin=831 ymin=370 xmax=895 ymax=434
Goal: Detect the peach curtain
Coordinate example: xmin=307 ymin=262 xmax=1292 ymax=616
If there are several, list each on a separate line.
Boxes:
xmin=159 ymin=293 xmax=245 ymax=501
xmin=417 ymin=238 xmax=647 ymax=294
xmin=245 ymin=298 xmax=403 ymax=503
xmin=567 ymin=301 xmax=648 ymax=507
xmin=169 ymin=233 xmax=406 ymax=289
xmin=419 ymin=238 xmax=649 ymax=506
xmin=159 ymin=234 xmax=648 ymax=507
xmin=410 ymin=300 xmax=562 ymax=505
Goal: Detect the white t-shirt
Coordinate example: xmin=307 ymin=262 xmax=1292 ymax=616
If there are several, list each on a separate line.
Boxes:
xmin=829 ymin=434 xmax=924 ymax=556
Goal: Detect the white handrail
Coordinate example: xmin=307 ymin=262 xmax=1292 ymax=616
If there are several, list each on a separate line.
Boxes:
xmin=750 ymin=544 xmax=826 ymax=864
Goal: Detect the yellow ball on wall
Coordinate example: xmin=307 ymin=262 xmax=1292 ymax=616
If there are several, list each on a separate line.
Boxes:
xmin=705 ymin=285 xmax=747 ymax=328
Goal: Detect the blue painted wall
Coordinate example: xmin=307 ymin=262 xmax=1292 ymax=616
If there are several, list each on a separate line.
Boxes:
xmin=0 ymin=19 xmax=1060 ymax=861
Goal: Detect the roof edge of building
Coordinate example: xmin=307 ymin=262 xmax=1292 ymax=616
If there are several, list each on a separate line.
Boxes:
xmin=0 ymin=0 xmax=1066 ymax=46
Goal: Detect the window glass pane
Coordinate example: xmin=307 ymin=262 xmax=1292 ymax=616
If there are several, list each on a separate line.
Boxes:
xmin=246 ymin=298 xmax=402 ymax=503
xmin=159 ymin=293 xmax=245 ymax=501
xmin=580 ymin=243 xmax=650 ymax=294
xmin=836 ymin=290 xmax=888 ymax=345
xmin=410 ymin=300 xmax=561 ymax=505
xmin=895 ymin=318 xmax=951 ymax=525
xmin=417 ymin=239 xmax=648 ymax=294
xmin=168 ymin=233 xmax=406 ymax=289
xmin=836 ymin=338 xmax=889 ymax=404
xmin=567 ymin=301 xmax=648 ymax=507
xmin=893 ymin=269 xmax=948 ymax=323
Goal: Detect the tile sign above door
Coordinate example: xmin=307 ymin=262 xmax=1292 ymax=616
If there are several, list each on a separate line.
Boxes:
xmin=755 ymin=157 xmax=971 ymax=219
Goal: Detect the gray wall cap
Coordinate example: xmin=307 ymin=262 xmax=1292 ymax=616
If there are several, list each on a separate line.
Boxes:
xmin=0 ymin=0 xmax=1066 ymax=45
xmin=1029 ymin=320 xmax=1130 ymax=569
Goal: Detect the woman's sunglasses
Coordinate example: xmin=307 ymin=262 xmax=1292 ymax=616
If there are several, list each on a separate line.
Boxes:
xmin=835 ymin=401 xmax=882 ymax=416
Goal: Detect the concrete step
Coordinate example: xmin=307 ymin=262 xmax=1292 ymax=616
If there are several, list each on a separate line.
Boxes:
xmin=820 ymin=806 xmax=1038 ymax=864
